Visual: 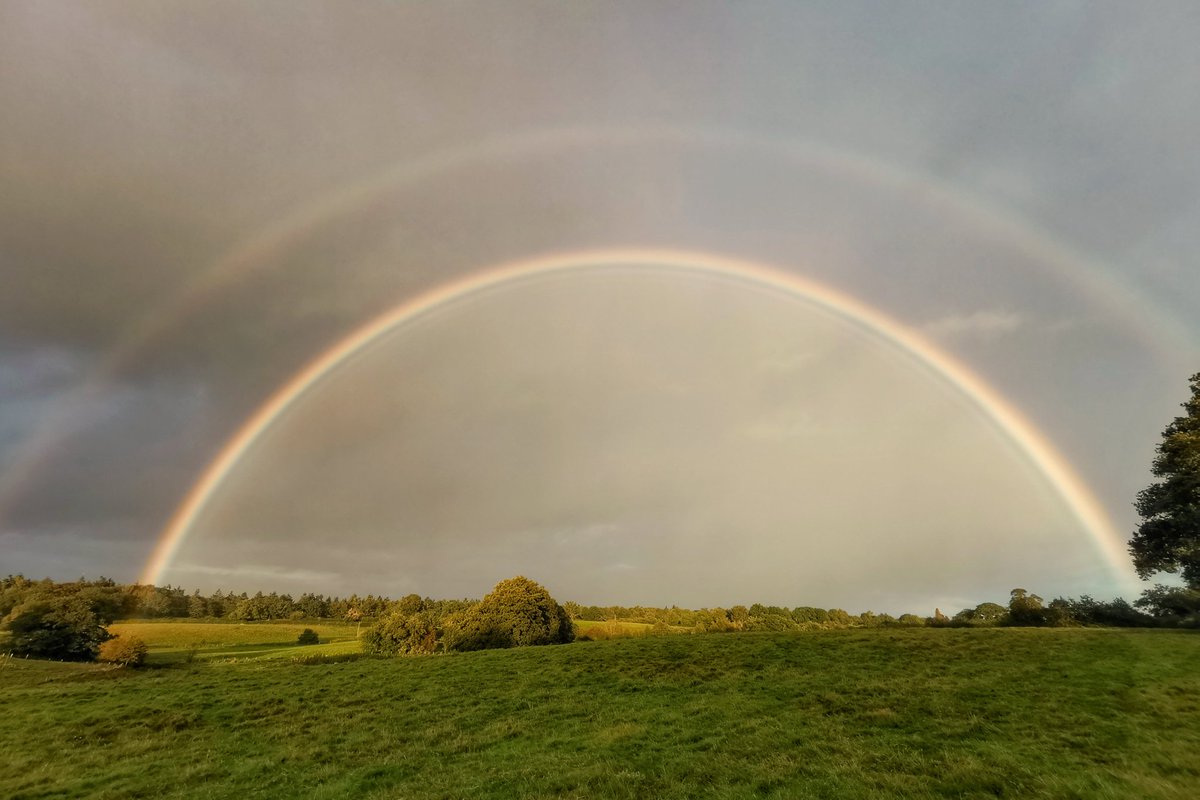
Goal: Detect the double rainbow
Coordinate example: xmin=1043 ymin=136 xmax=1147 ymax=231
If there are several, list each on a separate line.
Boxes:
xmin=142 ymin=248 xmax=1132 ymax=586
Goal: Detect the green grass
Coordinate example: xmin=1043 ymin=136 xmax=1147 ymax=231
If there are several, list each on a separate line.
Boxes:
xmin=3 ymin=628 xmax=1198 ymax=798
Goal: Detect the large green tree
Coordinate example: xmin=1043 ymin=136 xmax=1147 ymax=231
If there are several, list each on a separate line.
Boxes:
xmin=1129 ymin=372 xmax=1200 ymax=587
xmin=5 ymin=598 xmax=111 ymax=661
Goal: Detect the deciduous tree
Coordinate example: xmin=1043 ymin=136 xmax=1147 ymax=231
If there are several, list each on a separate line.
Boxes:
xmin=1007 ymin=588 xmax=1046 ymax=626
xmin=1129 ymin=372 xmax=1200 ymax=587
xmin=5 ymin=598 xmax=111 ymax=660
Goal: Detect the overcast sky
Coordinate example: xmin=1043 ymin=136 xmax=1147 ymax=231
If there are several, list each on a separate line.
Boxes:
xmin=2 ymin=2 xmax=1198 ymax=614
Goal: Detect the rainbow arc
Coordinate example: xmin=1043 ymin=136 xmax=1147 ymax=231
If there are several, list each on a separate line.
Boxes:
xmin=142 ymin=249 xmax=1132 ymax=586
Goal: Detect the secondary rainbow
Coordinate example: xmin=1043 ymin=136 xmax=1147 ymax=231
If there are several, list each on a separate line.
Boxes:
xmin=5 ymin=127 xmax=1189 ymax=538
xmin=142 ymin=248 xmax=1133 ymax=585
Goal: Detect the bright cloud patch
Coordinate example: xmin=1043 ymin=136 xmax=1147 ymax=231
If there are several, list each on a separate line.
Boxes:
xmin=924 ymin=310 xmax=1023 ymax=339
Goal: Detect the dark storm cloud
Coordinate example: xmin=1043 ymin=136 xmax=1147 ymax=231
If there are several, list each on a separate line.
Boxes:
xmin=0 ymin=371 xmax=210 ymax=535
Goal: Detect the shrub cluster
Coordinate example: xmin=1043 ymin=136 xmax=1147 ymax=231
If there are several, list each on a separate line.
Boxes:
xmin=363 ymin=577 xmax=573 ymax=656
xmin=363 ymin=603 xmax=440 ymax=655
xmin=97 ymin=635 xmax=148 ymax=667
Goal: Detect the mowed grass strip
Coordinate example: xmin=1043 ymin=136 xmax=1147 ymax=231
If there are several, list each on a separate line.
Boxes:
xmin=3 ymin=628 xmax=1198 ymax=799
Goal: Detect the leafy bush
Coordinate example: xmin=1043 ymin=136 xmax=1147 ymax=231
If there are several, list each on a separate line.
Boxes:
xmin=363 ymin=608 xmax=440 ymax=655
xmin=790 ymin=607 xmax=831 ymax=625
xmin=446 ymin=577 xmax=573 ymax=652
xmin=5 ymin=599 xmax=111 ymax=661
xmin=693 ymin=609 xmax=738 ymax=634
xmin=859 ymin=611 xmax=899 ymax=628
xmin=744 ymin=613 xmax=798 ymax=632
xmin=1044 ymin=599 xmax=1077 ymax=627
xmin=98 ymin=635 xmax=148 ymax=667
xmin=1061 ymin=596 xmax=1153 ymax=627
xmin=297 ymin=628 xmax=320 ymax=645
xmin=1135 ymin=585 xmax=1200 ymax=627
xmin=952 ymin=602 xmax=1009 ymax=626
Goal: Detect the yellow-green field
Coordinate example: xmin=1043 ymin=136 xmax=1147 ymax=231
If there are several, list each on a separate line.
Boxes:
xmin=106 ymin=620 xmax=363 ymax=664
xmin=572 ymin=619 xmax=651 ymax=638
xmin=573 ymin=619 xmax=692 ymax=639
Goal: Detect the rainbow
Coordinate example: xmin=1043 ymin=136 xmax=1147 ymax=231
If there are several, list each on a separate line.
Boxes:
xmin=142 ymin=248 xmax=1134 ymax=585
xmin=3 ymin=126 xmax=1190 ymax=536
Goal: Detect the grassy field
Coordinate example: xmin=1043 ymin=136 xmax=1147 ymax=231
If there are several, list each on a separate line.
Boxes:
xmin=106 ymin=620 xmax=363 ymax=664
xmin=572 ymin=619 xmax=656 ymax=639
xmin=3 ymin=627 xmax=1199 ymax=798
xmin=573 ymin=619 xmax=651 ymax=632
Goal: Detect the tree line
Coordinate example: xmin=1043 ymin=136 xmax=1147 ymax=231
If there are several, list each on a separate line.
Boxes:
xmin=4 ymin=571 xmax=1197 ymax=664
xmin=0 ymin=575 xmax=393 ymax=623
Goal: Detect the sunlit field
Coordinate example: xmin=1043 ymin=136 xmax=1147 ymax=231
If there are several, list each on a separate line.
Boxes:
xmin=4 ymin=627 xmax=1198 ymax=799
xmin=573 ymin=619 xmax=657 ymax=640
xmin=106 ymin=620 xmax=363 ymax=664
